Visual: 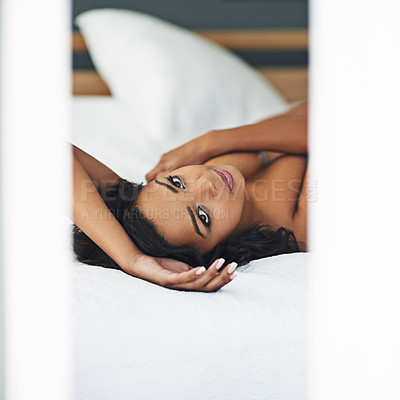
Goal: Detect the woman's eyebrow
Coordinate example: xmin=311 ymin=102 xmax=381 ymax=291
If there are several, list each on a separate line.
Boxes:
xmin=153 ymin=179 xmax=205 ymax=238
xmin=154 ymin=179 xmax=178 ymax=193
xmin=187 ymin=207 xmax=205 ymax=238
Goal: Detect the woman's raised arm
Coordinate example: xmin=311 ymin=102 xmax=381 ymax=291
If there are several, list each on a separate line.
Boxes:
xmin=72 ymin=145 xmax=122 ymax=189
xmin=207 ymin=101 xmax=307 ymax=157
xmin=145 ymin=101 xmax=308 ymax=182
xmin=73 ymin=152 xmax=141 ymax=271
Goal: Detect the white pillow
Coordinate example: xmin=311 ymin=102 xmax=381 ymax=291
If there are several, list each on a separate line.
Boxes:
xmin=75 ymin=9 xmax=289 ymax=142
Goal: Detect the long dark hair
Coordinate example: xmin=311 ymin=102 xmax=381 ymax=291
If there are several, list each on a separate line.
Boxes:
xmin=73 ymin=179 xmax=300 ymax=270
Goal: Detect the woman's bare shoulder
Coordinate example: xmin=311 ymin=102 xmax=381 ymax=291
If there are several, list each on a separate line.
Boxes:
xmin=248 ymin=154 xmax=308 ymax=246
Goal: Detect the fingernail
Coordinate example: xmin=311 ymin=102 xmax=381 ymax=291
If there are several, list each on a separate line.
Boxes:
xmin=230 ymin=271 xmax=238 ymax=280
xmin=196 ymin=266 xmax=206 ymax=275
xmin=227 ymin=262 xmax=238 ymax=274
xmin=215 ymin=258 xmax=225 ymax=270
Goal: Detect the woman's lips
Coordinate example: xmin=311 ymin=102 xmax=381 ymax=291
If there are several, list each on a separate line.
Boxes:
xmin=214 ymin=169 xmax=233 ymax=192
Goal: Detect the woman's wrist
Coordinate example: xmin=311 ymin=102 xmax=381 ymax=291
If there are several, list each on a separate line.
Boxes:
xmin=203 ymin=129 xmax=231 ymax=158
xmin=206 ymin=125 xmax=257 ymax=157
xmin=208 ymin=117 xmax=307 ymax=156
xmin=193 ymin=130 xmax=218 ymax=160
xmin=122 ymin=251 xmax=147 ymax=276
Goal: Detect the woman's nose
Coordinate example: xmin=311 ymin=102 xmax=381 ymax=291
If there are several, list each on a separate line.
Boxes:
xmin=196 ymin=175 xmax=217 ymax=198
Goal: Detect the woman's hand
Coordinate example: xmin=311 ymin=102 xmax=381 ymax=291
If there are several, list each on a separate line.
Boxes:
xmin=130 ymin=254 xmax=238 ymax=292
xmin=146 ymin=102 xmax=308 ymax=183
xmin=145 ymin=132 xmax=214 ymax=183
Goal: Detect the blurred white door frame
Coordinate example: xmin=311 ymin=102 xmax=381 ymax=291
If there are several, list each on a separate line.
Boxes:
xmin=310 ymin=0 xmax=400 ymax=399
xmin=1 ymin=0 xmax=71 ymax=399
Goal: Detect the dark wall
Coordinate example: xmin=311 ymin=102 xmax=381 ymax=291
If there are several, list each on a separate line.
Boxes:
xmin=73 ymin=0 xmax=308 ymax=30
xmin=73 ymin=0 xmax=308 ymax=69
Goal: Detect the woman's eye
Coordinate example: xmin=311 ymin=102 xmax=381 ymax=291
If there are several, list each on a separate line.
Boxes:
xmin=168 ymin=175 xmax=185 ymax=189
xmin=198 ymin=207 xmax=210 ymax=226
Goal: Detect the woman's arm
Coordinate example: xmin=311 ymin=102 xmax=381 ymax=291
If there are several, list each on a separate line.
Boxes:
xmin=72 ymin=145 xmax=141 ymax=270
xmin=205 ymin=101 xmax=307 ymax=158
xmin=73 ymin=153 xmax=141 ymax=271
xmin=72 ymin=145 xmax=121 ymax=189
xmin=145 ymin=101 xmax=307 ymax=182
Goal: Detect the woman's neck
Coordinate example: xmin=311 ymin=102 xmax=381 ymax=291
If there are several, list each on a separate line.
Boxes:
xmin=235 ymin=181 xmax=265 ymax=235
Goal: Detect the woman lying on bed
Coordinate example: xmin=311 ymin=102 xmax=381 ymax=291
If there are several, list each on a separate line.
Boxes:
xmin=73 ymin=101 xmax=308 ymax=292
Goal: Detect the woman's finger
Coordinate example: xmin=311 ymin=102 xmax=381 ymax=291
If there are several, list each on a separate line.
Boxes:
xmin=213 ymin=271 xmax=238 ymax=292
xmin=145 ymin=168 xmax=159 ymax=183
xmin=146 ymin=153 xmax=171 ymax=181
xmin=146 ymin=164 xmax=174 ymax=183
xmin=146 ymin=169 xmax=165 ymax=183
xmin=173 ymin=261 xmax=238 ymax=292
xmin=191 ymin=258 xmax=225 ymax=287
xmin=202 ymin=262 xmax=238 ymax=292
xmin=156 ymin=258 xmax=238 ymax=292
xmin=162 ymin=266 xmax=206 ymax=286
xmin=180 ymin=258 xmax=227 ymax=291
xmin=165 ymin=259 xmax=224 ymax=290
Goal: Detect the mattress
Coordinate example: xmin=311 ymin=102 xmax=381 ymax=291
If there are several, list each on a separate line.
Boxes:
xmin=71 ymin=97 xmax=309 ymax=400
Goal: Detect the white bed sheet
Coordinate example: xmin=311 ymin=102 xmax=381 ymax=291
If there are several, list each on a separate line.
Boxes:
xmin=73 ymin=253 xmax=308 ymax=400
xmin=71 ymin=97 xmax=308 ymax=400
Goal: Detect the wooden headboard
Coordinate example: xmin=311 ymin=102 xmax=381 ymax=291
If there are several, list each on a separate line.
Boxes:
xmin=72 ymin=30 xmax=308 ymax=103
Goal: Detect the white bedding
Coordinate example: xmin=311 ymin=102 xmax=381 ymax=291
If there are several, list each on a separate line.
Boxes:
xmin=73 ymin=253 xmax=308 ymax=400
xmin=72 ymin=96 xmax=160 ymax=183
xmin=72 ymin=97 xmax=308 ymax=400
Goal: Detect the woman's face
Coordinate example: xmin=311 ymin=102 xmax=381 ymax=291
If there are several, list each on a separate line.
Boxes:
xmin=136 ymin=164 xmax=246 ymax=254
